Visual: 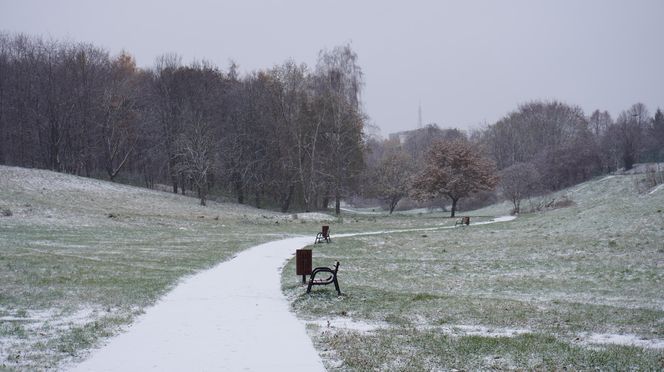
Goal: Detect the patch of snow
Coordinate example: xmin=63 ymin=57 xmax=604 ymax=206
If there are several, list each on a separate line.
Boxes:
xmin=307 ymin=317 xmax=664 ymax=351
xmin=450 ymin=324 xmax=530 ymax=338
xmin=472 ymin=215 xmax=516 ymax=225
xmin=492 ymin=215 xmax=517 ymax=223
xmin=307 ymin=317 xmax=530 ymax=339
xmin=0 ymin=307 xmax=96 ymax=328
xmin=293 ymin=212 xmax=337 ymax=222
xmin=307 ymin=318 xmax=389 ymax=333
xmin=579 ymin=332 xmax=664 ymax=349
xmin=397 ymin=207 xmax=446 ymax=215
xmin=339 ymin=207 xmax=383 ymax=215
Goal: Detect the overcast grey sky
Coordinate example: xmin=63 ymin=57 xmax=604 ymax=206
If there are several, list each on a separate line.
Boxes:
xmin=1 ymin=0 xmax=662 ymax=136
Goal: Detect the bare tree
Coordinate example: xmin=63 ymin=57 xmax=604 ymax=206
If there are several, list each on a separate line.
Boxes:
xmin=367 ymin=150 xmax=415 ymax=214
xmin=151 ymin=53 xmax=184 ymax=193
xmin=412 ymin=139 xmax=498 ymax=217
xmin=0 ymin=33 xmax=374 ymax=211
xmin=589 ymin=110 xmax=612 ymax=138
xmin=608 ymin=103 xmax=650 ymax=170
xmin=480 ymin=101 xmax=588 ymax=171
xmin=174 ymin=112 xmax=216 ymax=206
xmin=315 ymin=44 xmax=366 ymax=215
xmin=499 ymin=162 xmax=541 ymax=214
xmin=99 ymin=52 xmax=142 ymax=181
xmin=271 ymin=61 xmax=318 ymax=212
xmin=641 ymin=107 xmax=664 ymax=165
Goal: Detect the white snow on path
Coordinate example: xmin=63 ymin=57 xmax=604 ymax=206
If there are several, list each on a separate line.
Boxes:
xmin=71 ymin=216 xmax=516 ymax=371
xmin=473 ymin=215 xmax=516 ymax=225
xmin=649 ymin=183 xmax=664 ymax=195
xmin=71 ymin=236 xmax=325 ymax=372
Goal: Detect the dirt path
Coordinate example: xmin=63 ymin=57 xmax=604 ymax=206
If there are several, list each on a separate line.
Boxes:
xmin=71 ymin=217 xmax=515 ymax=371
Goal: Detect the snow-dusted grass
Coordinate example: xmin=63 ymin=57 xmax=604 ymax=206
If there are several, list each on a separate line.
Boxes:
xmin=3 ymin=165 xmax=663 ymax=370
xmin=0 ymin=165 xmax=467 ymax=370
xmin=1 ymin=166 xmax=342 ymax=370
xmin=283 ymin=174 xmax=664 ymax=370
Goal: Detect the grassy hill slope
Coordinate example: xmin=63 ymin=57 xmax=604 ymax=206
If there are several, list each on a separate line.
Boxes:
xmin=0 ymin=165 xmax=317 ymax=370
xmin=2 ymin=165 xmax=662 ymax=370
xmin=283 ymin=174 xmax=664 ymax=370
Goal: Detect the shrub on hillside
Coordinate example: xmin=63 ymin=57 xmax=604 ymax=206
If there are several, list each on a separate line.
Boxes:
xmin=635 ymin=166 xmax=664 ymax=193
xmin=1 ymin=207 xmax=12 ymax=217
xmin=524 ymin=195 xmax=575 ymax=213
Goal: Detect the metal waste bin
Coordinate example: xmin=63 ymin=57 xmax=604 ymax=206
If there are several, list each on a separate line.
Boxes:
xmin=296 ymin=249 xmax=312 ymax=284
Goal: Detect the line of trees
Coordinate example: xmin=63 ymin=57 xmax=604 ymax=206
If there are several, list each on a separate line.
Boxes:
xmin=0 ymin=32 xmax=365 ymax=211
xmin=365 ymin=100 xmax=663 ymax=214
xmin=2 ymin=32 xmax=662 ymax=215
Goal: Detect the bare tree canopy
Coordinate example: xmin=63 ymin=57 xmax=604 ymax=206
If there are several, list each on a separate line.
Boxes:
xmin=1 ymin=31 xmax=661 ymax=214
xmin=0 ymin=32 xmax=367 ymax=212
xmin=499 ymin=162 xmax=541 ymax=214
xmin=365 ymin=149 xmax=415 ymax=214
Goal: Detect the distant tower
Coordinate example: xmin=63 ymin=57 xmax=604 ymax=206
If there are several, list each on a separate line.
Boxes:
xmin=418 ymin=102 xmax=423 ymax=129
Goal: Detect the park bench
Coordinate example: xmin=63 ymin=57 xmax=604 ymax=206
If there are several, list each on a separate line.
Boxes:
xmin=306 ymin=261 xmax=341 ymax=295
xmin=455 ymin=216 xmax=470 ymax=226
xmin=315 ymin=225 xmax=331 ymax=244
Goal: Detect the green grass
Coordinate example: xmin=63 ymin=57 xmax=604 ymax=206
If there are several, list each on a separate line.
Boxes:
xmin=318 ymin=330 xmax=663 ymax=371
xmin=282 ymin=175 xmax=664 ymax=370
xmin=3 ymin=166 xmax=664 ymax=370
xmin=0 ymin=165 xmax=457 ymax=370
xmin=0 ymin=167 xmax=313 ymax=369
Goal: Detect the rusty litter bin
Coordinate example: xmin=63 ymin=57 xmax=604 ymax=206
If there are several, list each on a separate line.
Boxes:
xmin=296 ymin=249 xmax=312 ymax=284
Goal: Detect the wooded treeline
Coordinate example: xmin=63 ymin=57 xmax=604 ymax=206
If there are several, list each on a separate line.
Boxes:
xmin=365 ymin=101 xmax=664 ymax=214
xmin=0 ymin=33 xmax=364 ymax=212
xmin=1 ymin=32 xmax=662 ymax=214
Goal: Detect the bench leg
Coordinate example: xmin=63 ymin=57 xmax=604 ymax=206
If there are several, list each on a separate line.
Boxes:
xmin=306 ymin=280 xmax=313 ymax=293
xmin=333 ymin=277 xmax=341 ymax=295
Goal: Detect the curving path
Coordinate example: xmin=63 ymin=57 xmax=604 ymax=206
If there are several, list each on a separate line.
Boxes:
xmin=72 ymin=236 xmax=323 ymax=371
xmin=72 ymin=217 xmax=515 ymax=371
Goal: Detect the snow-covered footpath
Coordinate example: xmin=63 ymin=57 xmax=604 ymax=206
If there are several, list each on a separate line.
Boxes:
xmin=71 ymin=236 xmax=324 ymax=372
xmin=71 ymin=217 xmax=516 ymax=371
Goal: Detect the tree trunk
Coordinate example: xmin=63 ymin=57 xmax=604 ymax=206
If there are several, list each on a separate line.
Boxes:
xmin=255 ymin=191 xmax=261 ymax=209
xmin=280 ymin=185 xmax=294 ymax=213
xmin=235 ymin=180 xmax=244 ymax=204
xmin=199 ymin=189 xmax=206 ymax=206
xmin=624 ymin=153 xmax=635 ymax=171
xmin=389 ymin=197 xmax=399 ymax=214
xmin=512 ymin=197 xmax=520 ymax=214
xmin=450 ymin=197 xmax=459 ymax=218
xmin=335 ymin=194 xmax=341 ymax=216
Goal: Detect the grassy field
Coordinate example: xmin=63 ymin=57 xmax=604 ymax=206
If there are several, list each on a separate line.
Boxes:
xmin=0 ymin=166 xmax=289 ymax=369
xmin=282 ymin=175 xmax=664 ymax=370
xmin=0 ymin=165 xmax=458 ymax=370
xmin=2 ymin=165 xmax=663 ymax=370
